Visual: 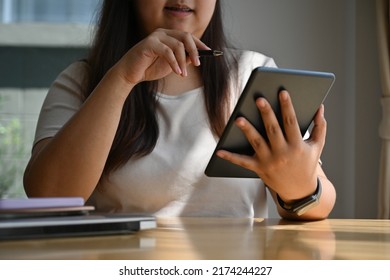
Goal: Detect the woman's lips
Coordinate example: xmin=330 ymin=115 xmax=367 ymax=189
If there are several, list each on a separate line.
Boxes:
xmin=165 ymin=6 xmax=193 ymax=12
xmin=164 ymin=6 xmax=194 ymax=16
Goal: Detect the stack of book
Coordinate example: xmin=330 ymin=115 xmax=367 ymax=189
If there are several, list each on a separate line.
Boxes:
xmin=0 ymin=197 xmax=155 ymax=240
xmin=0 ymin=197 xmax=94 ymax=219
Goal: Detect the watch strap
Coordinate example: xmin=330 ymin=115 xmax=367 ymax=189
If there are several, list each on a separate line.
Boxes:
xmin=276 ymin=178 xmax=322 ymax=216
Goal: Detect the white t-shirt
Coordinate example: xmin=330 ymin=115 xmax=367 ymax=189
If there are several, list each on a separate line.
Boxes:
xmin=34 ymin=50 xmax=276 ymax=217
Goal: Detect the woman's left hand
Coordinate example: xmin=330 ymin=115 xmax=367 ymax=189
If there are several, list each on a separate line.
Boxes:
xmin=216 ymin=90 xmax=326 ymax=202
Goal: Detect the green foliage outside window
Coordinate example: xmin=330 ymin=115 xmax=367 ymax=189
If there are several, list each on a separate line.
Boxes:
xmin=0 ymin=96 xmax=26 ymax=198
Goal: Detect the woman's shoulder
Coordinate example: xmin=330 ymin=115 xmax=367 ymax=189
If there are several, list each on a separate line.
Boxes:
xmin=43 ymin=60 xmax=90 ymax=106
xmin=50 ymin=60 xmax=89 ymax=95
xmin=227 ymin=49 xmax=277 ymax=95
xmin=229 ymin=49 xmax=277 ymax=69
xmin=58 ymin=60 xmax=89 ymax=82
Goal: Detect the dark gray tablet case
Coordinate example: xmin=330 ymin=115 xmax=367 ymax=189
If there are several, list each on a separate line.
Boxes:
xmin=205 ymin=67 xmax=335 ymax=178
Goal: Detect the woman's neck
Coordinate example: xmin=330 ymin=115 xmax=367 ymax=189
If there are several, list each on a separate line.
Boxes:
xmin=158 ymin=65 xmax=203 ymax=96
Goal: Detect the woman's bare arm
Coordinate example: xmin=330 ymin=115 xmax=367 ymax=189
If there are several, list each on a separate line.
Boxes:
xmin=24 ymin=68 xmax=134 ymax=200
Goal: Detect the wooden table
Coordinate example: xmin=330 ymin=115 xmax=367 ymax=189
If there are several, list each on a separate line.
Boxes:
xmin=0 ymin=218 xmax=390 ymax=260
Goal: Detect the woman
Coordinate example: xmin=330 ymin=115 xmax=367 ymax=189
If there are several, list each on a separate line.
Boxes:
xmin=24 ymin=0 xmax=336 ymax=220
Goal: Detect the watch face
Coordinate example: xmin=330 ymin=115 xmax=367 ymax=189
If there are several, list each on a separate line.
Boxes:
xmin=294 ymin=199 xmax=320 ymax=216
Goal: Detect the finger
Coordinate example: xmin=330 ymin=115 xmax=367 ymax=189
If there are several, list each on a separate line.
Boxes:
xmin=307 ymin=104 xmax=327 ymax=149
xmin=256 ymin=97 xmax=285 ymax=149
xmin=154 ymin=43 xmax=183 ymax=76
xmin=166 ymin=30 xmax=204 ymax=67
xmin=234 ymin=116 xmax=270 ymax=159
xmin=145 ymin=30 xmax=183 ymax=75
xmin=160 ymin=36 xmax=187 ymax=77
xmin=192 ymin=36 xmax=211 ymax=65
xmin=179 ymin=32 xmax=202 ymax=67
xmin=193 ymin=35 xmax=210 ymax=50
xmin=159 ymin=35 xmax=189 ymax=76
xmin=173 ymin=41 xmax=188 ymax=77
xmin=216 ymin=149 xmax=260 ymax=173
xmin=278 ymin=90 xmax=302 ymax=143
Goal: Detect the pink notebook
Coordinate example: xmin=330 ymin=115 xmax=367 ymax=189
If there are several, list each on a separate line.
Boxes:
xmin=0 ymin=197 xmax=94 ymax=219
xmin=0 ymin=197 xmax=85 ymax=210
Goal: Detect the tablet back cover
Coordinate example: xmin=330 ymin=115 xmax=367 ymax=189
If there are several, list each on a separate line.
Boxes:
xmin=205 ymin=67 xmax=335 ymax=178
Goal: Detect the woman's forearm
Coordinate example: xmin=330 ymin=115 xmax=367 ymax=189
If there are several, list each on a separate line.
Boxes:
xmin=24 ymin=68 xmax=135 ymax=200
xmin=272 ymin=168 xmax=336 ymax=221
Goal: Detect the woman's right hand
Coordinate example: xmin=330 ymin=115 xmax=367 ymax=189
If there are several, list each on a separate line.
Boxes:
xmin=23 ymin=28 xmax=211 ymax=200
xmin=113 ymin=28 xmax=210 ymax=85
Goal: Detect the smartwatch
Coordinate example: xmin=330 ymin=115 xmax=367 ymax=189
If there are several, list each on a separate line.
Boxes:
xmin=276 ymin=178 xmax=322 ymax=216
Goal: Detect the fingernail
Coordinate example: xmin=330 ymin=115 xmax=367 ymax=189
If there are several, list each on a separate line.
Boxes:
xmin=216 ymin=150 xmax=225 ymax=159
xmin=280 ymin=90 xmax=288 ymax=101
xmin=257 ymin=98 xmax=266 ymax=108
xmin=182 ymin=67 xmax=188 ymax=77
xmin=235 ymin=117 xmax=246 ymax=128
xmin=195 ymin=57 xmax=201 ymax=66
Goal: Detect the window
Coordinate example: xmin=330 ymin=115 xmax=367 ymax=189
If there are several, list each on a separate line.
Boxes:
xmin=0 ymin=0 xmax=100 ymax=198
xmin=0 ymin=0 xmax=100 ymax=24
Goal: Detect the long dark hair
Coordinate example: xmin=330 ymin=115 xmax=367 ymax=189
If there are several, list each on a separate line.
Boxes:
xmin=85 ymin=0 xmax=238 ymax=174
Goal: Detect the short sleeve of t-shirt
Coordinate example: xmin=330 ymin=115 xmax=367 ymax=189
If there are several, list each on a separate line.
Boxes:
xmin=237 ymin=50 xmax=277 ymax=93
xmin=33 ymin=61 xmax=87 ymax=146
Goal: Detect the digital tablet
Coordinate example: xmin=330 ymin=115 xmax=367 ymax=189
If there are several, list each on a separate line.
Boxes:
xmin=205 ymin=67 xmax=335 ymax=178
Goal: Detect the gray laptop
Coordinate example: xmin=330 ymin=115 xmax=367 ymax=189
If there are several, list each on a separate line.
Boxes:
xmin=0 ymin=213 xmax=156 ymax=240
